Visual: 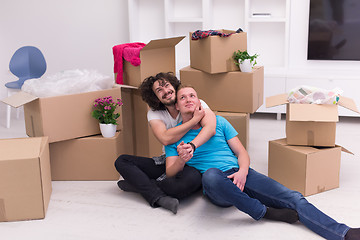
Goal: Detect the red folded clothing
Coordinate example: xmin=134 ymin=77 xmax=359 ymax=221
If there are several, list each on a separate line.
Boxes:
xmin=112 ymin=42 xmax=146 ymax=84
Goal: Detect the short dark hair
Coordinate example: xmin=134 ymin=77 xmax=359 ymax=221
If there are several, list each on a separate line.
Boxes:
xmin=140 ymin=72 xmax=180 ymax=110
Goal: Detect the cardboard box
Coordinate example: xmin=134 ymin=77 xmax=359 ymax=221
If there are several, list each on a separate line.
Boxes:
xmin=190 ymin=30 xmax=247 ymax=74
xmin=131 ymin=89 xmax=164 ymax=157
xmin=0 ymin=137 xmax=52 ymax=222
xmin=48 ymin=85 xmax=164 ymax=181
xmin=266 ymin=94 xmax=359 ymax=146
xmin=2 ymin=86 xmax=136 ymax=143
xmin=268 ymin=138 xmax=351 ymax=196
xmin=49 ymin=131 xmax=133 ymax=181
xmin=115 ymin=36 xmax=185 ymax=87
xmin=114 ymin=86 xmax=163 ymax=158
xmin=216 ymin=111 xmax=249 ymax=150
xmin=180 ymin=66 xmax=264 ymax=113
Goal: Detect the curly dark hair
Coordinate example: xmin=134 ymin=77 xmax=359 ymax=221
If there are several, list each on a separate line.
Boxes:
xmin=140 ymin=72 xmax=180 ymax=110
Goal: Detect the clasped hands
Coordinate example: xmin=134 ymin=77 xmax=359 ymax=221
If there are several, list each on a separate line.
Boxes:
xmin=177 ymin=141 xmax=193 ymax=162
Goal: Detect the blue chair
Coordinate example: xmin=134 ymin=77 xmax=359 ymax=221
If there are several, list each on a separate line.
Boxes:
xmin=5 ymin=46 xmax=46 ymax=128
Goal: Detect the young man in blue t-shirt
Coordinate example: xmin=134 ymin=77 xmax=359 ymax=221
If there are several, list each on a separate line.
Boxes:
xmin=165 ymin=86 xmax=360 ymax=240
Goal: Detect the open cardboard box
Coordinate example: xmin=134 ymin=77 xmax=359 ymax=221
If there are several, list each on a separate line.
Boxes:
xmin=268 ymin=138 xmax=352 ymax=196
xmin=1 ymin=85 xmax=136 ymax=143
xmin=0 ymin=137 xmax=52 ymax=222
xmin=180 ymin=66 xmax=264 ymax=113
xmin=266 ymin=93 xmax=360 ymax=146
xmin=115 ymin=36 xmax=185 ymax=87
xmin=190 ymin=29 xmax=247 ymax=74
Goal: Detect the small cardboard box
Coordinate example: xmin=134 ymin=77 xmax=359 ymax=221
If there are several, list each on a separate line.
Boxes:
xmin=268 ymin=138 xmax=351 ymax=196
xmin=116 ymin=36 xmax=185 ymax=87
xmin=0 ymin=137 xmax=52 ymax=222
xmin=1 ymin=86 xmax=136 ymax=143
xmin=180 ymin=66 xmax=264 ymax=113
xmin=190 ymin=29 xmax=247 ymax=74
xmin=216 ymin=111 xmax=249 ymax=150
xmin=49 ymin=131 xmax=132 ymax=181
xmin=266 ymin=94 xmax=359 ymax=146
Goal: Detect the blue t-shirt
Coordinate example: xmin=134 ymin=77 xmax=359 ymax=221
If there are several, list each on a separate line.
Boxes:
xmin=165 ymin=116 xmax=239 ymax=173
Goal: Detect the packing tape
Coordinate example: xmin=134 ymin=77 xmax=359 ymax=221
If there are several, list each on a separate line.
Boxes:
xmin=0 ymin=199 xmax=6 ymax=222
xmin=307 ymin=130 xmax=315 ymax=146
xmin=317 ymin=186 xmax=325 ymax=194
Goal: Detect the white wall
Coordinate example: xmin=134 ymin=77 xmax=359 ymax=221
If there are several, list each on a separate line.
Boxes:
xmin=0 ymin=0 xmax=129 ymax=113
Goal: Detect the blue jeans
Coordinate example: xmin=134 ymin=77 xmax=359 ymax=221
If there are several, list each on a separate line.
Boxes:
xmin=202 ymin=168 xmax=350 ymax=240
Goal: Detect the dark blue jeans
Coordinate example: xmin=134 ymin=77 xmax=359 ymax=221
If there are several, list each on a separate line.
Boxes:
xmin=114 ymin=154 xmax=202 ymax=207
xmin=202 ymin=168 xmax=350 ymax=240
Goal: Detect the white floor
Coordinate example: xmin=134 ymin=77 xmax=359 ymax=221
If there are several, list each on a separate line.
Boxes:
xmin=1 ymin=108 xmax=360 ymax=240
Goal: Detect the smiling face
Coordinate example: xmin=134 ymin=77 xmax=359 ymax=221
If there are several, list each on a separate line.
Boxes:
xmin=176 ymin=87 xmax=201 ymax=115
xmin=152 ymin=79 xmax=176 ymax=106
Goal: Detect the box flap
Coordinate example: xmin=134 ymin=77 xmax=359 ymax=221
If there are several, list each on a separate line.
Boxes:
xmin=266 ymin=94 xmax=288 ymax=108
xmin=273 ymin=138 xmax=321 ymax=154
xmin=0 ymin=138 xmax=43 ymax=160
xmin=338 ymin=96 xmax=360 ymax=114
xmin=142 ymin=36 xmax=185 ymax=51
xmin=288 ymin=104 xmax=339 ymax=122
xmin=335 ymin=145 xmax=354 ymax=155
xmin=289 ymin=104 xmax=339 ymax=122
xmin=1 ymin=91 xmax=38 ymax=108
xmin=113 ymin=84 xmax=138 ymax=90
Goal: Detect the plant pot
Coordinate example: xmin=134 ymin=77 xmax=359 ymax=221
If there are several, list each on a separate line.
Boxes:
xmin=99 ymin=123 xmax=116 ymax=138
xmin=239 ymin=59 xmax=253 ymax=72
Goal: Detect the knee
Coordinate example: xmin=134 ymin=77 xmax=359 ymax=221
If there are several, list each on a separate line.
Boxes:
xmin=202 ymin=168 xmax=223 ymax=188
xmin=163 ymin=169 xmax=202 ymax=198
xmin=114 ymin=154 xmax=131 ymax=170
xmin=288 ymin=190 xmax=308 ymax=208
xmin=183 ymin=166 xmax=202 ymax=185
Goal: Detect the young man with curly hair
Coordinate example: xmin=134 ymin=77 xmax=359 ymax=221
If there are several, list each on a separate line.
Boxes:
xmin=114 ymin=72 xmax=216 ymax=214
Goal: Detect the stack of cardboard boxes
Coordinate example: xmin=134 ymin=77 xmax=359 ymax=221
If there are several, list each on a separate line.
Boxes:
xmin=0 ymin=36 xmax=185 ymax=222
xmin=117 ymin=36 xmax=185 ymax=158
xmin=0 ymin=86 xmax=134 ymax=221
xmin=266 ymin=93 xmax=359 ymax=196
xmin=180 ymin=29 xmax=265 ymax=149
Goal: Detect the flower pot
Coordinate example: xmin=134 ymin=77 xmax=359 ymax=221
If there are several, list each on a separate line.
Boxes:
xmin=99 ymin=123 xmax=116 ymax=138
xmin=239 ymin=59 xmax=253 ymax=72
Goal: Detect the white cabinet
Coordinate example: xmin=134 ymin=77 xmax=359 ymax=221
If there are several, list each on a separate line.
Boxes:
xmin=245 ymin=0 xmax=290 ymax=71
xmin=127 ymin=0 xmax=291 ymax=74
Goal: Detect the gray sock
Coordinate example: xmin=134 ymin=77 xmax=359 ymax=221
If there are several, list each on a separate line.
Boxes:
xmin=156 ymin=196 xmax=179 ymax=214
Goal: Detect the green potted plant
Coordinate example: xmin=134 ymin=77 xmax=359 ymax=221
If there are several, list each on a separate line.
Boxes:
xmin=91 ymin=96 xmax=123 ymax=138
xmin=233 ymin=50 xmax=259 ymax=72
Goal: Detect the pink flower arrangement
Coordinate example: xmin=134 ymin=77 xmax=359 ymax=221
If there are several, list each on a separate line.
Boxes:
xmin=91 ymin=96 xmax=123 ymax=125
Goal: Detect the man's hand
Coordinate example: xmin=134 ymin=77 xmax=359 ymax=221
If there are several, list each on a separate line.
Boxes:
xmin=227 ymin=169 xmax=248 ymax=192
xmin=177 ymin=141 xmax=193 ymax=162
xmin=192 ymin=105 xmax=205 ymax=123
